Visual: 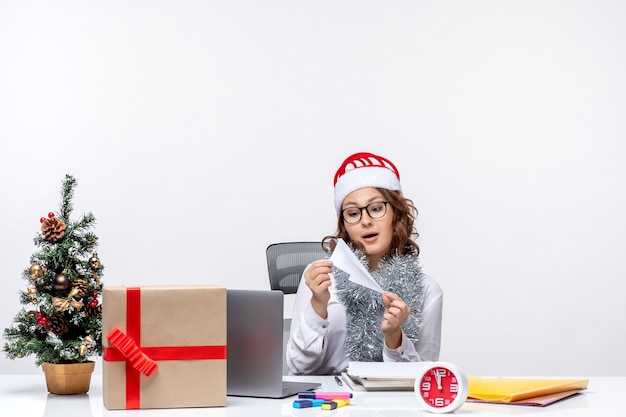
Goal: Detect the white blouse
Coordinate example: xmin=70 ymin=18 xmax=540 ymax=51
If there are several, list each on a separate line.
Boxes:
xmin=286 ymin=267 xmax=443 ymax=375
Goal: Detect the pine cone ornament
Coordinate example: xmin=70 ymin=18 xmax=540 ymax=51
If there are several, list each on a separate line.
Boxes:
xmin=72 ymin=279 xmax=89 ymax=298
xmin=27 ymin=310 xmax=39 ymax=322
xmin=84 ymin=303 xmax=102 ymax=319
xmin=41 ymin=217 xmax=67 ymax=242
xmin=44 ymin=315 xmax=70 ymax=336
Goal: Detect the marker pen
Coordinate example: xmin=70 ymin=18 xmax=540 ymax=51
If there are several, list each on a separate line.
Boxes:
xmin=298 ymin=391 xmax=353 ymax=400
xmin=292 ymin=399 xmax=325 ymax=408
xmin=321 ymin=399 xmax=350 ymax=410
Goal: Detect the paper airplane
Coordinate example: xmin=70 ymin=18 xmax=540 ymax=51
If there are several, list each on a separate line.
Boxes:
xmin=330 ymin=239 xmax=384 ymax=293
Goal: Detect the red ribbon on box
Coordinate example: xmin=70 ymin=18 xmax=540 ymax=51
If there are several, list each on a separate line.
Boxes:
xmin=103 ymin=287 xmax=227 ymax=409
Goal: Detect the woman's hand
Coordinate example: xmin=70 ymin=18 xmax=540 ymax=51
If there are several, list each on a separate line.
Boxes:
xmin=381 ymin=292 xmax=411 ymax=349
xmin=304 ymin=260 xmax=333 ymax=319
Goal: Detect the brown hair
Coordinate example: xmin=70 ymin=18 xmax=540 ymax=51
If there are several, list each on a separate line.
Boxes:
xmin=323 ymin=188 xmax=419 ymax=258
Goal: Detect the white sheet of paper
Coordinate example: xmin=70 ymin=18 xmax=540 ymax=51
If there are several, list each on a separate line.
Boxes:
xmin=330 ymin=239 xmax=384 ymax=293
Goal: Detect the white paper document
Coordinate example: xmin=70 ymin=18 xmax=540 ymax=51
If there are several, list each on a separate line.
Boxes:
xmin=329 ymin=239 xmax=384 ymax=293
xmin=343 ymin=361 xmax=432 ymax=391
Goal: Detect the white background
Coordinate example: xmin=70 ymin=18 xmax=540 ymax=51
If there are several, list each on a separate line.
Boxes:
xmin=1 ymin=1 xmax=625 ymax=377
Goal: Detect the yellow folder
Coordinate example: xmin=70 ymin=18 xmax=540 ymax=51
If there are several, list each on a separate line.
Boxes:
xmin=467 ymin=377 xmax=589 ymax=403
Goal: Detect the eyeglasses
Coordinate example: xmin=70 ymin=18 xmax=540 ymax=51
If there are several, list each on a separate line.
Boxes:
xmin=341 ymin=201 xmax=389 ymax=224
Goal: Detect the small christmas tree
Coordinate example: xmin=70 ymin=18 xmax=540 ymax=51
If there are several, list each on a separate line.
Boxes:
xmin=3 ymin=174 xmax=103 ymax=365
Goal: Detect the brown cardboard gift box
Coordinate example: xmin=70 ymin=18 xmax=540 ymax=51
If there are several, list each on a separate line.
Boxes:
xmin=102 ymin=285 xmax=226 ymax=409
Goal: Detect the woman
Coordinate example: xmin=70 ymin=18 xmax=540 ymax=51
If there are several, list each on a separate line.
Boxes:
xmin=286 ymin=152 xmax=443 ymax=375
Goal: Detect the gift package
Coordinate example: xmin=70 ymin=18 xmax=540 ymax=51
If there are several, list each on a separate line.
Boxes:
xmin=102 ymin=285 xmax=226 ymax=409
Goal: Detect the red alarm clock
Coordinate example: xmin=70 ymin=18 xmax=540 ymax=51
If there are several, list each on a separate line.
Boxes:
xmin=414 ymin=361 xmax=468 ymax=413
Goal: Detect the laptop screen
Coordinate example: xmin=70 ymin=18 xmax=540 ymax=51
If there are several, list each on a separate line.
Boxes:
xmin=226 ymin=289 xmax=285 ymax=397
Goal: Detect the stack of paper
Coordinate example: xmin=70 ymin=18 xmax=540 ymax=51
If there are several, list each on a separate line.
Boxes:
xmin=467 ymin=377 xmax=589 ymax=407
xmin=342 ymin=362 xmax=429 ymax=391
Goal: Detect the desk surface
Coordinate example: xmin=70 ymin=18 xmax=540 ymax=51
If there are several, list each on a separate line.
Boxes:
xmin=0 ymin=374 xmax=618 ymax=417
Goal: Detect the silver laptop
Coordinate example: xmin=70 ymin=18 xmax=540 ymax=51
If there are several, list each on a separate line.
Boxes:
xmin=226 ymin=289 xmax=320 ymax=398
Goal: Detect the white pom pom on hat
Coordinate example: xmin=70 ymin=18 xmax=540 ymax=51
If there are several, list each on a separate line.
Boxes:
xmin=333 ymin=152 xmax=401 ymax=215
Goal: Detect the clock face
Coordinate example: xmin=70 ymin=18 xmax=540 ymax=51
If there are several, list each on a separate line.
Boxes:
xmin=418 ymin=366 xmax=463 ymax=410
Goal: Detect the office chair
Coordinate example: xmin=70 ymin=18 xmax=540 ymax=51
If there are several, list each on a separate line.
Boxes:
xmin=266 ymin=242 xmax=328 ymax=294
xmin=266 ymin=241 xmax=328 ymax=375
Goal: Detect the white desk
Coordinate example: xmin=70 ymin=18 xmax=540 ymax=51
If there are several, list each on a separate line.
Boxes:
xmin=0 ymin=374 xmax=619 ymax=417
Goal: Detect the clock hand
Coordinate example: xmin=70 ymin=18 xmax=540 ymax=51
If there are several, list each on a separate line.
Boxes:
xmin=434 ymin=370 xmax=442 ymax=390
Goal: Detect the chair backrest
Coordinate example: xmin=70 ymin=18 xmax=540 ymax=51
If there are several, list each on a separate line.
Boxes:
xmin=266 ymin=242 xmax=328 ymax=294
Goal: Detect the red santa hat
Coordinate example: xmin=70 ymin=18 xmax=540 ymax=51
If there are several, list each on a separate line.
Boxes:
xmin=333 ymin=152 xmax=402 ymax=215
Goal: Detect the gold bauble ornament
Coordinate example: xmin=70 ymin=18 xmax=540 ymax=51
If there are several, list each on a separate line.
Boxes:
xmin=83 ymin=336 xmax=94 ymax=347
xmin=89 ymin=253 xmax=101 ymax=269
xmin=29 ymin=264 xmax=45 ymax=279
xmin=27 ymin=287 xmax=38 ymax=304
xmin=78 ymin=344 xmax=88 ymax=356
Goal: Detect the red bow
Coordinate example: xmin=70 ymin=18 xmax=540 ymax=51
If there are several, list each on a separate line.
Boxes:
xmin=107 ymin=327 xmax=158 ymax=377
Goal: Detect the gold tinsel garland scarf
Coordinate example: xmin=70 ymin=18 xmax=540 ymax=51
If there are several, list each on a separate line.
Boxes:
xmin=334 ymin=246 xmax=425 ymax=362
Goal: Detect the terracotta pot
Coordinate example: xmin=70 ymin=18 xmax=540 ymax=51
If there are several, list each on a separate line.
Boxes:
xmin=42 ymin=361 xmax=95 ymax=395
